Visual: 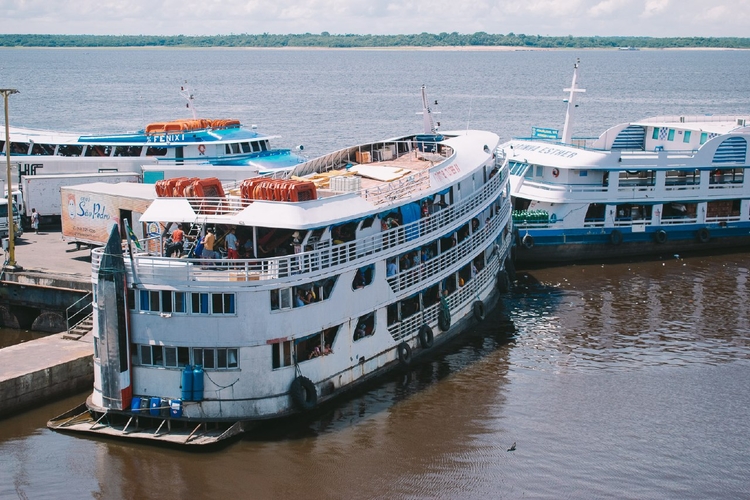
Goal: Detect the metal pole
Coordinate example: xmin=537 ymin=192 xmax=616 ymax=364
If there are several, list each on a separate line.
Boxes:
xmin=2 ymin=88 xmax=21 ymax=271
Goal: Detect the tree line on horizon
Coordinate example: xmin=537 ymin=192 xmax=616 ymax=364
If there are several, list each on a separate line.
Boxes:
xmin=1 ymin=33 xmax=749 ymax=49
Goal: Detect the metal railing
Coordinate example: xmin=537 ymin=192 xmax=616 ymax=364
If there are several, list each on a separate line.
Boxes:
xmin=92 ymin=164 xmax=510 ymax=286
xmin=66 ymin=291 xmax=93 ymax=336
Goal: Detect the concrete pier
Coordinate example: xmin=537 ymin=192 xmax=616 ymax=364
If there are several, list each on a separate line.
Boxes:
xmin=0 ymin=332 xmax=93 ymax=418
xmin=0 ymin=227 xmax=96 ymax=417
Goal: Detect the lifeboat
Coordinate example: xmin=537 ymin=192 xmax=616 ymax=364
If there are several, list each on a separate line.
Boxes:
xmin=242 ymin=178 xmax=318 ymax=202
xmin=240 ymin=178 xmax=265 ymax=201
xmin=173 ymin=177 xmax=198 ymax=197
xmin=288 ymin=180 xmax=317 ymax=202
xmin=209 ymin=119 xmax=241 ymax=129
xmin=190 ymin=177 xmax=225 ymax=199
xmin=155 ymin=179 xmax=171 ymax=197
xmin=145 ymin=122 xmax=168 ymax=134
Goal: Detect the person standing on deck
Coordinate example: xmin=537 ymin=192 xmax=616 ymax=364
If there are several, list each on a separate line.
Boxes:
xmin=225 ymin=227 xmax=239 ymax=259
xmin=202 ymin=227 xmax=217 ymax=259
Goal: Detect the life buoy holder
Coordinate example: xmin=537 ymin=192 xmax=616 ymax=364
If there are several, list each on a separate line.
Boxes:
xmin=552 ymin=168 xmax=560 ymax=178
xmin=473 ymin=300 xmax=486 ymax=321
xmin=197 ymin=144 xmax=206 ymax=155
xmin=522 ymin=233 xmax=534 ymax=249
xmin=654 ymin=229 xmax=668 ymax=244
xmin=418 ymin=324 xmax=434 ymax=349
xmin=610 ymin=229 xmax=623 ymax=246
xmin=290 ymin=376 xmax=317 ymax=411
xmin=697 ymin=227 xmax=710 ymax=243
xmin=397 ymin=342 xmax=412 ymax=365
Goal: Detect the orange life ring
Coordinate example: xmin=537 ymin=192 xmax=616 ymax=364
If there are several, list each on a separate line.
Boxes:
xmin=198 ymin=144 xmax=206 ymax=155
xmin=552 ymin=168 xmax=560 ymax=178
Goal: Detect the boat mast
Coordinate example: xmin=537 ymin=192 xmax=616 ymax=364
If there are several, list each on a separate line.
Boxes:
xmin=180 ymin=83 xmax=198 ymax=120
xmin=561 ymin=58 xmax=585 ymax=144
xmin=420 ymin=85 xmax=439 ymax=135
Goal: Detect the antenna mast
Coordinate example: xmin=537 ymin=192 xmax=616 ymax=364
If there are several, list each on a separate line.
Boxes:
xmin=561 ymin=59 xmax=585 ymax=144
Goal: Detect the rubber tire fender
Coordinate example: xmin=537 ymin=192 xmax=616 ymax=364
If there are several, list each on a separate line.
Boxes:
xmin=697 ymin=227 xmax=710 ymax=243
xmin=610 ymin=229 xmax=623 ymax=246
xmin=473 ymin=300 xmax=486 ymax=321
xmin=418 ymin=324 xmax=434 ymax=349
xmin=522 ymin=233 xmax=534 ymax=249
xmin=654 ymin=229 xmax=668 ymax=244
xmin=397 ymin=342 xmax=412 ymax=366
xmin=290 ymin=376 xmax=317 ymax=411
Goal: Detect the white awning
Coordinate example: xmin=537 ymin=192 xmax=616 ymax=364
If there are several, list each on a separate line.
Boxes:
xmin=140 ymin=199 xmax=197 ymax=224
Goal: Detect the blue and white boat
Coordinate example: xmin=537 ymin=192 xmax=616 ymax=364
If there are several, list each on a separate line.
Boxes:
xmin=2 ymin=86 xmax=305 ymax=220
xmin=500 ymin=59 xmax=750 ymax=264
xmin=47 ymin=86 xmax=515 ymax=445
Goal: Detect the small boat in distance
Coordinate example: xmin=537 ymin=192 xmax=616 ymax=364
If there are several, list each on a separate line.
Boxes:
xmin=501 ymin=59 xmax=750 ymax=264
xmin=1 ymin=85 xmax=305 ymax=222
xmin=48 ymin=86 xmax=515 ymax=445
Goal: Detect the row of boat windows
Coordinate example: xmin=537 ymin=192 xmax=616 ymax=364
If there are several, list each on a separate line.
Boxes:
xmin=583 ymin=200 xmax=743 ymax=221
xmin=129 ymin=289 xmax=236 ymax=315
xmin=135 ymin=345 xmax=238 ymax=370
xmin=651 ymin=128 xmax=711 ymax=145
xmin=0 ymin=139 xmax=271 ymax=157
xmin=271 ymin=248 xmax=489 ymax=369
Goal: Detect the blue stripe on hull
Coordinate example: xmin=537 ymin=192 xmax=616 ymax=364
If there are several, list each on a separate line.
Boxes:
xmin=516 ymin=223 xmax=750 ymax=264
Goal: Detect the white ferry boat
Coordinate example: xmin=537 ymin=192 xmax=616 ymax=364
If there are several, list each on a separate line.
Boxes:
xmin=48 ymin=87 xmax=515 ymax=445
xmin=503 ymin=59 xmax=750 ymax=264
xmin=2 ymin=86 xmax=305 ymax=221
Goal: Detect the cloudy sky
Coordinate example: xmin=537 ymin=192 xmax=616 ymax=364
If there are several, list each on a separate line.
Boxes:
xmin=2 ymin=0 xmax=749 ymax=38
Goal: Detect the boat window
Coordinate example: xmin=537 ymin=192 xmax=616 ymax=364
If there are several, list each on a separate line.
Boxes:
xmin=422 ymin=284 xmax=440 ymax=308
xmin=297 ymin=329 xmax=335 ymax=362
xmin=146 ymin=146 xmax=168 ymax=156
xmin=259 ymin=141 xmax=269 ymax=151
xmin=84 ymin=145 xmax=112 ymax=157
xmin=127 ymin=289 xmax=135 ymax=310
xmin=683 ymin=131 xmax=692 ymax=143
xmin=652 ymin=127 xmax=660 ymax=140
xmin=398 ymin=295 xmax=420 ymax=321
xmin=231 ymin=143 xmax=240 ymax=154
xmin=114 ymin=145 xmax=143 ymax=157
xmin=10 ymin=142 xmax=30 ymax=154
xmin=0 ymin=140 xmax=4 ymax=153
xmin=700 ymin=132 xmax=708 ymax=145
xmin=57 ymin=145 xmax=83 ymax=157
xmin=272 ymin=341 xmax=294 ymax=369
xmin=164 ymin=347 xmax=177 ymax=367
xmin=225 ymin=144 xmax=231 ymax=154
xmin=667 ymin=129 xmax=675 ymax=141
xmin=353 ymin=312 xmax=375 ymax=341
xmin=174 ymin=292 xmax=186 ymax=313
xmin=31 ymin=143 xmax=56 ymax=155
xmin=352 ymin=264 xmax=374 ymax=290
xmin=271 ymin=287 xmax=293 ymax=310
xmin=536 ymin=166 xmax=544 ymax=177
xmin=240 ymin=142 xmax=251 ymax=153
xmin=250 ymin=141 xmax=260 ymax=152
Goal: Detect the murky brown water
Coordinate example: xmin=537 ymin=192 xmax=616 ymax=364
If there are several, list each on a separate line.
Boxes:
xmin=2 ymin=251 xmax=750 ymax=499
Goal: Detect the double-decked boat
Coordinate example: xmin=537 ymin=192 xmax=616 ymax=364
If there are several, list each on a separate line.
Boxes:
xmin=48 ymin=87 xmax=515 ymax=445
xmin=2 ymin=86 xmax=305 ymax=221
xmin=503 ymin=60 xmax=750 ymax=264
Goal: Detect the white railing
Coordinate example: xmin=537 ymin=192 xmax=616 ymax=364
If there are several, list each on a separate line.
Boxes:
xmin=92 ymin=165 xmax=509 ymax=285
xmin=387 ymin=249 xmax=502 ymax=343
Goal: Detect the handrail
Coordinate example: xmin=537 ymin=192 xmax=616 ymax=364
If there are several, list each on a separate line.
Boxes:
xmin=66 ymin=291 xmax=93 ymax=335
xmin=93 ymin=163 xmax=510 ymax=286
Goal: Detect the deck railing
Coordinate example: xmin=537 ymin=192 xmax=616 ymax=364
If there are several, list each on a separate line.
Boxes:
xmin=91 ymin=165 xmax=509 ymax=285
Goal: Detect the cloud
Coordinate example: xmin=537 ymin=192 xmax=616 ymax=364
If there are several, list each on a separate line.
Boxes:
xmin=641 ymin=0 xmax=670 ymax=18
xmin=0 ymin=0 xmax=749 ymax=37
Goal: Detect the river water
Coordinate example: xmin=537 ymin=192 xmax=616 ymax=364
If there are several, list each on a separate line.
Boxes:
xmin=1 ymin=48 xmax=750 ymax=499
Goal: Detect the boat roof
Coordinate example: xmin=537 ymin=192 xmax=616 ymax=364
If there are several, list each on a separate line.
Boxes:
xmin=62 ymin=182 xmax=157 ymax=198
xmin=142 ymin=129 xmax=499 ymax=229
xmin=5 ymin=123 xmax=275 ymax=146
xmin=631 ymin=115 xmax=750 ymax=135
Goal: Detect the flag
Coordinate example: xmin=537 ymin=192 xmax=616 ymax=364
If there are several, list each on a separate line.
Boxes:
xmin=123 ymin=219 xmax=142 ymax=251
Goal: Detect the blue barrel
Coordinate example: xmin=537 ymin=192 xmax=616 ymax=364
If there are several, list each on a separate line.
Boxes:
xmin=193 ymin=365 xmax=204 ymax=402
xmin=130 ymin=396 xmax=142 ymax=413
xmin=181 ymin=364 xmax=193 ymax=401
xmin=169 ymin=399 xmax=183 ymax=418
xmin=149 ymin=397 xmax=161 ymax=416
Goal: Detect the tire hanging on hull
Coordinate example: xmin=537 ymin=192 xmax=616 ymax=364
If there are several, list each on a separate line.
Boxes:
xmin=697 ymin=227 xmax=710 ymax=243
xmin=397 ymin=342 xmax=412 ymax=365
xmin=290 ymin=376 xmax=317 ymax=411
xmin=418 ymin=324 xmax=434 ymax=349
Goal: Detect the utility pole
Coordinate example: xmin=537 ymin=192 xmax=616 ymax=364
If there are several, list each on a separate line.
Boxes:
xmin=2 ymin=88 xmax=22 ymax=272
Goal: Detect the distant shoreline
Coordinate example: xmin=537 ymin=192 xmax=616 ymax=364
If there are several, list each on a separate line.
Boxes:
xmin=0 ymin=45 xmax=747 ymax=51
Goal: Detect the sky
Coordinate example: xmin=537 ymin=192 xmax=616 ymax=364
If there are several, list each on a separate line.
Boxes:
xmin=1 ymin=0 xmax=749 ymax=38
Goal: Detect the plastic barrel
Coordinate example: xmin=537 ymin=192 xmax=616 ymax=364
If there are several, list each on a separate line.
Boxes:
xmin=130 ymin=396 xmax=142 ymax=413
xmin=169 ymin=399 xmax=183 ymax=418
xmin=181 ymin=364 xmax=193 ymax=401
xmin=149 ymin=397 xmax=161 ymax=416
xmin=193 ymin=365 xmax=204 ymax=402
